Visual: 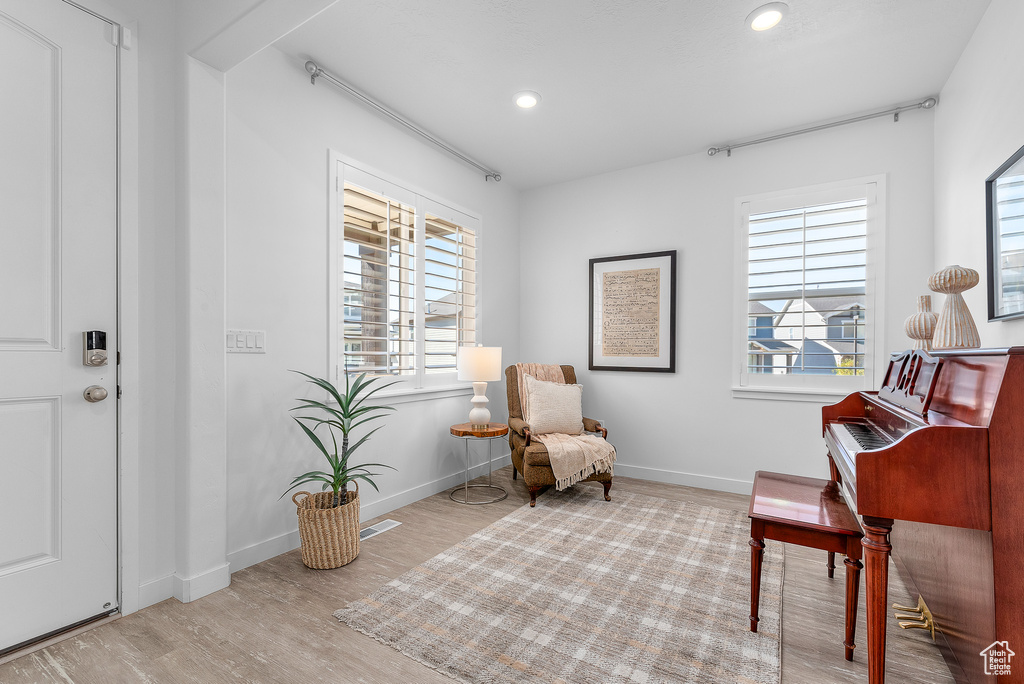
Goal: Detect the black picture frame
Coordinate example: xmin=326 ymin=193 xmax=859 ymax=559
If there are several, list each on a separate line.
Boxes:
xmin=589 ymin=250 xmax=677 ymax=372
xmin=986 ymin=142 xmax=1024 ymax=321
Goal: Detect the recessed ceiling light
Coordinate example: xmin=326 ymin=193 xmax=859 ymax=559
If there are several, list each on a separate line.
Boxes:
xmin=515 ymin=91 xmax=541 ymax=109
xmin=746 ymin=2 xmax=787 ymax=31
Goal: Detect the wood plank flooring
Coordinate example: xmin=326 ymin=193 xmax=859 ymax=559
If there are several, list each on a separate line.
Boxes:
xmin=0 ymin=467 xmax=954 ymax=683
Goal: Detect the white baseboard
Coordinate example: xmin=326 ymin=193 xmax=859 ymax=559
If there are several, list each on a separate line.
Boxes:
xmin=137 ymin=574 xmax=175 ymax=610
xmin=360 ymin=453 xmax=512 ymax=522
xmin=228 ymin=530 xmax=301 ymax=574
xmin=172 ymin=562 xmax=231 ymax=603
xmin=612 ymin=463 xmax=753 ymax=495
xmin=226 ymin=453 xmax=512 ymax=574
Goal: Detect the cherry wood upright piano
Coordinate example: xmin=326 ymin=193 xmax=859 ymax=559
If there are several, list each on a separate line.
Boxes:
xmin=822 ymin=347 xmax=1024 ymax=684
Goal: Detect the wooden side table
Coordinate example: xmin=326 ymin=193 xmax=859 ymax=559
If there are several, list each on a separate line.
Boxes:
xmin=449 ymin=423 xmax=509 ymax=505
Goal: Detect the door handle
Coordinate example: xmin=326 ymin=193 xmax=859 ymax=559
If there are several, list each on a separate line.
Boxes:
xmin=84 ymin=385 xmax=108 ymax=402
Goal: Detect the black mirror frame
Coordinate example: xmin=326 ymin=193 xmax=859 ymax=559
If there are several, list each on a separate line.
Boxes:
xmin=986 ymin=142 xmax=1024 ymax=321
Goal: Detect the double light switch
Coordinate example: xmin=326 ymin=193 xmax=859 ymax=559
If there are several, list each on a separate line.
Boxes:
xmin=226 ymin=329 xmax=265 ymax=354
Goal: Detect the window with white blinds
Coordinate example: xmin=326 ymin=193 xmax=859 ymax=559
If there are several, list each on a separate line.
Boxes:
xmin=424 ymin=215 xmax=476 ymax=373
xmin=735 ymin=178 xmax=885 ymax=397
xmin=342 ymin=183 xmax=417 ymax=376
xmin=332 ymin=158 xmax=482 ymax=391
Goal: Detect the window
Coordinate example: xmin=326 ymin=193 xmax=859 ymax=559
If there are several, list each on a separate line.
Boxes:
xmin=734 ymin=178 xmax=885 ymax=399
xmin=331 ymin=157 xmax=480 ymax=392
xmin=424 ymin=215 xmax=476 ymax=373
xmin=341 ymin=184 xmax=417 ymax=376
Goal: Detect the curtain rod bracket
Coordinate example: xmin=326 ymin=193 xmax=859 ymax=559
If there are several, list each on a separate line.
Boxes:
xmin=304 ymin=60 xmax=322 ymax=85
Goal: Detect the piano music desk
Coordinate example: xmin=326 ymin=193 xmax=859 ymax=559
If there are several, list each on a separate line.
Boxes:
xmin=749 ymin=470 xmax=864 ymax=661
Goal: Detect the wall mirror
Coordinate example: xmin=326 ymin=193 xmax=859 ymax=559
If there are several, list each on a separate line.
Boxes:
xmin=986 ymin=143 xmax=1024 ymax=321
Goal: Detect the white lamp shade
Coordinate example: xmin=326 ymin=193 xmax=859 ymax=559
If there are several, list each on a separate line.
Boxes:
xmin=458 ymin=346 xmax=502 ymax=382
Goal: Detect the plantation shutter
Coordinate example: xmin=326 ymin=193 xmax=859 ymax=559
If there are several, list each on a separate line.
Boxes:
xmin=334 ymin=160 xmax=484 ymax=389
xmin=341 ymin=182 xmax=416 ymax=376
xmin=746 ymin=192 xmax=869 ymax=377
xmin=424 ymin=214 xmax=476 ymax=374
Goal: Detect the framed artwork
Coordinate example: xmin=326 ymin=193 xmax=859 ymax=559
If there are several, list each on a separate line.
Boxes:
xmin=986 ymin=142 xmax=1024 ymax=321
xmin=589 ymin=250 xmax=677 ymax=372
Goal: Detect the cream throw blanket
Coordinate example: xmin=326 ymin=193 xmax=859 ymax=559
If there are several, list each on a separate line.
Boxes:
xmin=516 ymin=363 xmax=616 ymax=491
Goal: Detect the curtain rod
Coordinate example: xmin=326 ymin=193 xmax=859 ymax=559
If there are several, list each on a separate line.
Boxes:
xmin=707 ymin=96 xmax=938 ymax=157
xmin=304 ymin=60 xmax=501 ymax=182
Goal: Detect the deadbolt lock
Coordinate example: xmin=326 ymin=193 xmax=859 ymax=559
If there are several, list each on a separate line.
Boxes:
xmin=83 ymin=331 xmax=108 ymax=367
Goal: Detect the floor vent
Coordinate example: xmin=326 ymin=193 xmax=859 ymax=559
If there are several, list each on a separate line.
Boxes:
xmin=360 ymin=519 xmax=402 ymax=541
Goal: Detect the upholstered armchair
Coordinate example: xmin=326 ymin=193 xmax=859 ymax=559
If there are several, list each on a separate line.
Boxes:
xmin=505 ymin=364 xmax=612 ymax=507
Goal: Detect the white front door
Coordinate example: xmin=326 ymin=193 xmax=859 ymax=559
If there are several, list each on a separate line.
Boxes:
xmin=0 ymin=0 xmax=119 ymax=652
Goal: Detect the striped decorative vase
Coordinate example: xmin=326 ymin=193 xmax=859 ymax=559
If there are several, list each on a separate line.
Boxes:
xmin=929 ymin=265 xmax=981 ymax=350
xmin=904 ymin=295 xmax=938 ymax=351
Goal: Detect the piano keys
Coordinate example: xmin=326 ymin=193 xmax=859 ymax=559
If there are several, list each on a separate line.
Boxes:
xmin=830 ymin=422 xmax=892 ymax=453
xmin=822 ymin=347 xmax=1024 ymax=684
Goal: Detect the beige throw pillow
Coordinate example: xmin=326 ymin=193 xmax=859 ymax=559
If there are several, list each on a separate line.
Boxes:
xmin=523 ymin=374 xmax=584 ymax=436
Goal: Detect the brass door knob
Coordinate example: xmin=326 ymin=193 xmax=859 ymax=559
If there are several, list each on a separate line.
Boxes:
xmin=84 ymin=385 xmax=108 ymax=402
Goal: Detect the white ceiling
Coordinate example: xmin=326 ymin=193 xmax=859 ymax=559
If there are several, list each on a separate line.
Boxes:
xmin=274 ymin=0 xmax=990 ymax=189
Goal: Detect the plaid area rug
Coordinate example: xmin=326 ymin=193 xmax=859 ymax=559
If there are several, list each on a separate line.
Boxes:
xmin=335 ymin=488 xmax=783 ymax=683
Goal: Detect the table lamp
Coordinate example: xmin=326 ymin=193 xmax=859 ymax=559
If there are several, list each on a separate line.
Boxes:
xmin=458 ymin=345 xmax=502 ymax=429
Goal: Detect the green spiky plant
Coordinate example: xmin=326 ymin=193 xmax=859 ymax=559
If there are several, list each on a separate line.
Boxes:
xmin=283 ymin=371 xmax=397 ymax=508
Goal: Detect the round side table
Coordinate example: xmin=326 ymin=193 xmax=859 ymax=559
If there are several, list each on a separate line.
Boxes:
xmin=449 ymin=422 xmax=509 ymax=505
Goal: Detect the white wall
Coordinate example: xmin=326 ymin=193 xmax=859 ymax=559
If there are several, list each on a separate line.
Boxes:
xmin=88 ymin=0 xmax=268 ymax=608
xmin=132 ymin=1 xmax=179 ymax=597
xmin=91 ymin=0 xmax=181 ymax=606
xmin=934 ymin=0 xmax=1024 ymax=347
xmin=520 ymin=114 xmax=935 ymax=491
xmin=223 ymin=47 xmax=521 ymax=569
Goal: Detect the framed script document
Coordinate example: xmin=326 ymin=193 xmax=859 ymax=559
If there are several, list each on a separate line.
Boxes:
xmin=589 ymin=250 xmax=676 ymax=372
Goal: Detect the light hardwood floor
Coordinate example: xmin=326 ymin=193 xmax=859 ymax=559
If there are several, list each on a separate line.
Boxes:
xmin=1 ymin=467 xmax=954 ymax=683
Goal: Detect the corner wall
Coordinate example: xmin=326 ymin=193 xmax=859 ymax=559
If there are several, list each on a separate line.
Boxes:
xmin=223 ymin=47 xmax=521 ymax=569
xmin=520 ymin=114 xmax=935 ymax=490
xmin=92 ymin=0 xmax=181 ymax=609
xmin=934 ymin=0 xmax=1024 ymax=347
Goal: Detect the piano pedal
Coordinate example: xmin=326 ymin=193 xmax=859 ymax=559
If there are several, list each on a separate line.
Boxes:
xmin=893 ymin=595 xmax=936 ymax=641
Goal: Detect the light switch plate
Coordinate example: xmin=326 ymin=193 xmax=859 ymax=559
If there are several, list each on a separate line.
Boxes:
xmin=226 ymin=329 xmax=266 ymax=354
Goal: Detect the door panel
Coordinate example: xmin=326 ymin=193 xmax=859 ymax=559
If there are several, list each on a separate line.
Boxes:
xmin=0 ymin=398 xmax=60 ymax=575
xmin=0 ymin=0 xmax=118 ymax=652
xmin=0 ymin=14 xmax=59 ymax=349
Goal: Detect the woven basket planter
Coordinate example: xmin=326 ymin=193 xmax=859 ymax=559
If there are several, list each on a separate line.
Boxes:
xmin=292 ymin=483 xmax=360 ymax=569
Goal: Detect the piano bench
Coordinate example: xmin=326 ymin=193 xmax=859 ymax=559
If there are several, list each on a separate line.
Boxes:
xmin=749 ymin=470 xmax=864 ymax=662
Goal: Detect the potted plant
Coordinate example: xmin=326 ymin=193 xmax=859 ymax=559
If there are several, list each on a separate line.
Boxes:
xmin=284 ymin=371 xmax=396 ymax=569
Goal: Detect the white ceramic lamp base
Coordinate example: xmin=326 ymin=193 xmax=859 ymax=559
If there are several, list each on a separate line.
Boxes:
xmin=468 ymin=381 xmax=491 ymax=429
